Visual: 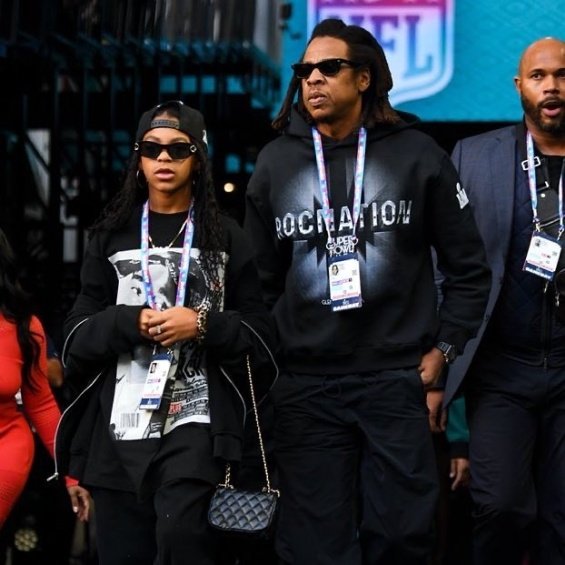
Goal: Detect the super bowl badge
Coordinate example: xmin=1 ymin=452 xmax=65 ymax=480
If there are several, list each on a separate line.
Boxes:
xmin=523 ymin=231 xmax=562 ymax=280
xmin=328 ymin=253 xmax=362 ymax=311
xmin=139 ymin=351 xmax=173 ymax=410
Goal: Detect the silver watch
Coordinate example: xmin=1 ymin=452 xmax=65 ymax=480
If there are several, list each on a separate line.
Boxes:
xmin=436 ymin=341 xmax=457 ymax=364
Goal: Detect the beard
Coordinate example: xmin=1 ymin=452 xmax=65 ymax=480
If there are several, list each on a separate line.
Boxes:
xmin=521 ymin=94 xmax=565 ymax=135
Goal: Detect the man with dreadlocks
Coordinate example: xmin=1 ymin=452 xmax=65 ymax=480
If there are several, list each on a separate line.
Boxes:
xmin=244 ymin=18 xmax=491 ymax=565
xmin=55 ymin=100 xmax=277 ymax=564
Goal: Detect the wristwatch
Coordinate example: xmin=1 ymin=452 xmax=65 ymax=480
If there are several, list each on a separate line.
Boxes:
xmin=436 ymin=341 xmax=457 ymax=364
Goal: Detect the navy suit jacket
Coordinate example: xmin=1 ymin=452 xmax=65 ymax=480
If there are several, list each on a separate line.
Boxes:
xmin=444 ymin=125 xmax=519 ymax=405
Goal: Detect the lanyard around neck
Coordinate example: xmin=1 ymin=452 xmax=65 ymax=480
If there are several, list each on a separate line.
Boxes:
xmin=312 ymin=127 xmax=367 ymax=249
xmin=141 ymin=201 xmax=195 ymax=310
xmin=525 ymin=130 xmax=564 ymax=238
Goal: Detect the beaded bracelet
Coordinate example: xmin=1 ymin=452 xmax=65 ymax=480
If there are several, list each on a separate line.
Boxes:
xmin=196 ymin=307 xmax=209 ymax=343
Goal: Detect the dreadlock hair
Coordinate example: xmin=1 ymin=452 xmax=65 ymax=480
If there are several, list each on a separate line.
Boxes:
xmin=0 ymin=228 xmax=43 ymax=390
xmin=272 ymin=18 xmax=400 ymax=131
xmin=89 ymin=103 xmax=224 ymax=291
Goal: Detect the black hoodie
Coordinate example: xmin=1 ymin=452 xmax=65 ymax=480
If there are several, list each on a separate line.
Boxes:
xmin=244 ymin=108 xmax=491 ymax=374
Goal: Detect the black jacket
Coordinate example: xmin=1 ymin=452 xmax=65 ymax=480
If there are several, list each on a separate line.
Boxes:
xmin=54 ymin=208 xmax=277 ymax=491
xmin=245 ymin=108 xmax=491 ymax=374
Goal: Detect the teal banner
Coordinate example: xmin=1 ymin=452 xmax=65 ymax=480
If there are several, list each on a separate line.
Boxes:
xmin=280 ymin=1 xmax=565 ymax=121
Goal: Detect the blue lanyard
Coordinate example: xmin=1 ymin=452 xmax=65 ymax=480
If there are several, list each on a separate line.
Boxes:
xmin=526 ymin=130 xmax=564 ymax=238
xmin=140 ymin=201 xmax=194 ymax=310
xmin=312 ymin=127 xmax=367 ymax=249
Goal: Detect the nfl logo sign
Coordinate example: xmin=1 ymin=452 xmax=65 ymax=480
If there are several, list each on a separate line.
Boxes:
xmin=308 ymin=0 xmax=454 ymax=106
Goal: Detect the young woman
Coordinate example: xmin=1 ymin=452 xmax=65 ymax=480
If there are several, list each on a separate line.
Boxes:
xmin=56 ymin=100 xmax=277 ymax=564
xmin=0 ymin=228 xmax=89 ymax=530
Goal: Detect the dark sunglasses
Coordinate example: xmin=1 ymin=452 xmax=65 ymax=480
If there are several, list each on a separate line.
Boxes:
xmin=135 ymin=141 xmax=197 ymax=160
xmin=291 ymin=58 xmax=361 ymax=79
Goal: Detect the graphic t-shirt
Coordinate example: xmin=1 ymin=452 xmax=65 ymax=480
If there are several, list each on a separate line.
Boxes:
xmin=108 ymin=242 xmax=225 ymax=441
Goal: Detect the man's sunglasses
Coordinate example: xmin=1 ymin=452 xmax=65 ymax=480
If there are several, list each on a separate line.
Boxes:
xmin=135 ymin=141 xmax=197 ymax=160
xmin=291 ymin=58 xmax=361 ymax=79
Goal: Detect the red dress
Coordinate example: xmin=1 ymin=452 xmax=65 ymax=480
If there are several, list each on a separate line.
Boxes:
xmin=0 ymin=315 xmax=61 ymax=528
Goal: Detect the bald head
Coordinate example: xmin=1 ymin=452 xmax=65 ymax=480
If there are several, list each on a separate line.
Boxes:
xmin=517 ymin=37 xmax=565 ymax=76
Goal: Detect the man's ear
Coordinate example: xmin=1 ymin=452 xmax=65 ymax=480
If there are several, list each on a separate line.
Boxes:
xmin=358 ymin=69 xmax=371 ymax=93
xmin=513 ymin=76 xmax=521 ymax=95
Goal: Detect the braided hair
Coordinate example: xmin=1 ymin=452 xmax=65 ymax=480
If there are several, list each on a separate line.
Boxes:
xmin=272 ymin=18 xmax=400 ymax=131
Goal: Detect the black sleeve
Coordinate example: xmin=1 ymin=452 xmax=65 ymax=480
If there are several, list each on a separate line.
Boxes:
xmin=428 ymin=153 xmax=492 ymax=353
xmin=243 ymin=151 xmax=291 ymax=311
xmin=62 ymin=233 xmax=147 ymax=384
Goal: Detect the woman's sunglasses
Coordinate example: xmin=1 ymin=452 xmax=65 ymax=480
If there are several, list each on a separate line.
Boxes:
xmin=135 ymin=141 xmax=197 ymax=160
xmin=291 ymin=58 xmax=361 ymax=79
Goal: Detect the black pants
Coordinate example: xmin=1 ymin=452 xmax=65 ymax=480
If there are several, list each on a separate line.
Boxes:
xmin=467 ymin=354 xmax=565 ymax=565
xmin=272 ymin=369 xmax=438 ymax=565
xmin=92 ymin=479 xmax=218 ymax=565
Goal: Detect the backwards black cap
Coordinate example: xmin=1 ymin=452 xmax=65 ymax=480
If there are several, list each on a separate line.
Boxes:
xmin=135 ymin=100 xmax=208 ymax=150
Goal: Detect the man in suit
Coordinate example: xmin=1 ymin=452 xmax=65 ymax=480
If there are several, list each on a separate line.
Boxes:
xmin=445 ymin=37 xmax=565 ymax=565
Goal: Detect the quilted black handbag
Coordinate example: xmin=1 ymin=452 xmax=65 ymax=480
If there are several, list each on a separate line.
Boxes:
xmin=208 ymin=355 xmax=279 ymax=538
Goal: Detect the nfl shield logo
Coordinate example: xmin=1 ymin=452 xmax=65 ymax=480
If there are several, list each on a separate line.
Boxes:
xmin=308 ymin=0 xmax=455 ymax=105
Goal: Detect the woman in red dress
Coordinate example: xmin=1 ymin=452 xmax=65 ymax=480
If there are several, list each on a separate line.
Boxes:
xmin=0 ymin=227 xmax=89 ymax=528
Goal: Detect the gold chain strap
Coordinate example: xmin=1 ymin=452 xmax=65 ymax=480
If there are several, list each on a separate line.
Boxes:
xmin=219 ymin=355 xmax=279 ymax=496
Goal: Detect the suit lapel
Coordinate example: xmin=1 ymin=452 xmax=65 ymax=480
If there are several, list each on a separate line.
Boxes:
xmin=491 ymin=127 xmax=518 ymax=261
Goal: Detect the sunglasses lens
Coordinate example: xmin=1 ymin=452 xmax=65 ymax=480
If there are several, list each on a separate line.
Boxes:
xmin=292 ymin=63 xmax=313 ymax=79
xmin=138 ymin=141 xmax=195 ymax=160
xmin=318 ymin=60 xmax=342 ymax=76
xmin=168 ymin=143 xmax=194 ymax=159
xmin=139 ymin=141 xmax=161 ymax=159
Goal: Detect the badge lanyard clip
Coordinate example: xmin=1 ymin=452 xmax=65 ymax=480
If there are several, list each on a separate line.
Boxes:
xmin=522 ymin=131 xmax=564 ymax=282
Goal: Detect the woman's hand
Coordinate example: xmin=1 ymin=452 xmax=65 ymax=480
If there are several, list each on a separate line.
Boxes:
xmin=67 ymin=484 xmax=91 ymax=522
xmin=141 ymin=306 xmax=199 ymax=348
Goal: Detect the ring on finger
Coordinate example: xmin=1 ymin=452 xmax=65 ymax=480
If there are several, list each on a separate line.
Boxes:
xmin=156 ymin=325 xmax=162 ymax=335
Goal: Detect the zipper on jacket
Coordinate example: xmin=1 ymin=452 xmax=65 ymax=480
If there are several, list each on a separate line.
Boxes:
xmin=48 ymin=371 xmax=103 ymax=482
xmin=240 ymin=320 xmax=279 ymax=408
xmin=61 ymin=318 xmax=90 ymax=368
xmin=217 ymin=321 xmax=279 ymax=428
xmin=541 ymin=288 xmax=551 ymax=370
xmin=49 ymin=317 xmax=92 ymax=481
xmin=219 ymin=366 xmax=248 ymax=429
